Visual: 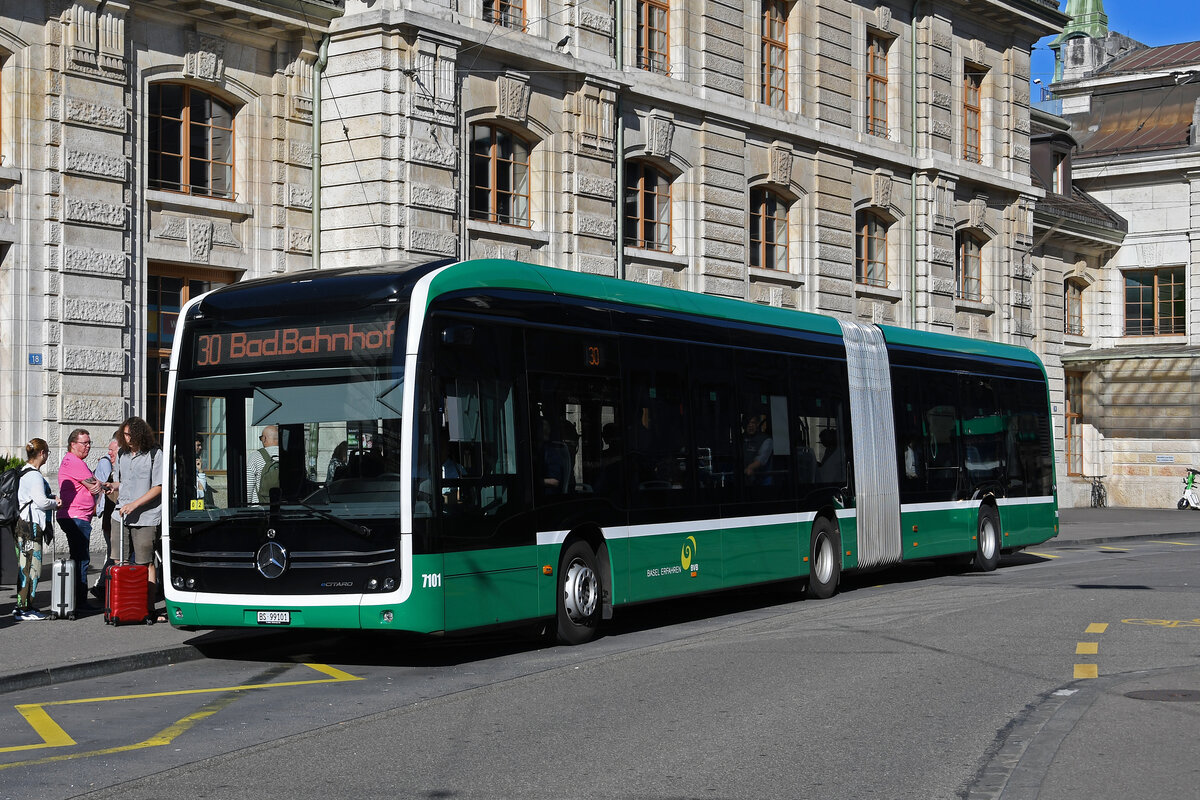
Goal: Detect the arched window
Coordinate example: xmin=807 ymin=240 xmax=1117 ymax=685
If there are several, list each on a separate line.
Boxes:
xmin=625 ymin=160 xmax=672 ymax=251
xmin=149 ymin=84 xmax=235 ymax=199
xmin=750 ymin=188 xmax=789 ymax=270
xmin=470 ymin=124 xmax=532 ymax=227
xmin=956 ymin=231 xmax=984 ymax=301
xmin=855 ymin=211 xmax=888 ymax=287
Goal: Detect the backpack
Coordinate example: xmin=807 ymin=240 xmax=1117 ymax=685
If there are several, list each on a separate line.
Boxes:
xmin=257 ymin=448 xmax=279 ymax=502
xmin=0 ymin=465 xmax=33 ymax=526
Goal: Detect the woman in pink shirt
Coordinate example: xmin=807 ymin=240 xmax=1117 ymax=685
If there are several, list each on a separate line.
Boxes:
xmin=58 ymin=428 xmax=102 ymax=605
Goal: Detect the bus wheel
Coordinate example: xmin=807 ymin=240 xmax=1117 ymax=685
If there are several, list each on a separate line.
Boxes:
xmin=807 ymin=518 xmax=840 ymax=600
xmin=557 ymin=541 xmax=602 ymax=645
xmin=974 ymin=506 xmax=1001 ymax=572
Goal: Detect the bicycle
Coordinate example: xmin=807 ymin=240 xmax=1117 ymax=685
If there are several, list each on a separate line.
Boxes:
xmin=1089 ymin=475 xmax=1107 ymax=509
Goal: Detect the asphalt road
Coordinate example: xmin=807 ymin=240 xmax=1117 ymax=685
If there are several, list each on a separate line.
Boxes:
xmin=3 ymin=536 xmax=1199 ymax=799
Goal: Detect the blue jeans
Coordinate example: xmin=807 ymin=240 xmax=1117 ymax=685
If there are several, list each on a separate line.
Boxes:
xmin=59 ymin=517 xmax=92 ymax=596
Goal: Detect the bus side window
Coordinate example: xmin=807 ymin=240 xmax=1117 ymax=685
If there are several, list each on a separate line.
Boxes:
xmin=624 ymin=338 xmax=691 ymax=506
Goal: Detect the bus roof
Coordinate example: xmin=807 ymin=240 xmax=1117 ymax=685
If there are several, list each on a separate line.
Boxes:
xmin=427 ymin=259 xmax=1044 ymax=368
xmin=426 ymin=259 xmax=844 ymax=338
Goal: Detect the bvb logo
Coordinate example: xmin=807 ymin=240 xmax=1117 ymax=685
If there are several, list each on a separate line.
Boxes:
xmin=681 ymin=536 xmax=698 ymax=574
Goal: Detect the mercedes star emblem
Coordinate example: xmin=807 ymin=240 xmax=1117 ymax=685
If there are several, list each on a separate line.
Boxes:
xmin=256 ymin=541 xmax=288 ymax=579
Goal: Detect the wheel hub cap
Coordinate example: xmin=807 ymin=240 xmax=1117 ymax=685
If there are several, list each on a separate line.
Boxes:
xmin=563 ymin=559 xmax=598 ymax=623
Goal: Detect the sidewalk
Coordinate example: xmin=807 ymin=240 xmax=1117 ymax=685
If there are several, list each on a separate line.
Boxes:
xmin=2 ymin=507 xmax=1198 ymax=695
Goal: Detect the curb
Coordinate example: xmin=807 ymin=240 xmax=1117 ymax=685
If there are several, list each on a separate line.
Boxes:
xmin=3 ymin=644 xmax=206 ymax=696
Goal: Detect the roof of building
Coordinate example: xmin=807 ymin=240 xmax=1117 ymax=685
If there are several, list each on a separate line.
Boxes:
xmin=1097 ymin=40 xmax=1200 ymax=75
xmin=1068 ymin=81 xmax=1200 ymax=158
xmin=1029 ymin=116 xmax=1127 ymax=234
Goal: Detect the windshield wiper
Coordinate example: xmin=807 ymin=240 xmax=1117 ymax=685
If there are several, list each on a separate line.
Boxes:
xmin=289 ymin=498 xmax=373 ymax=539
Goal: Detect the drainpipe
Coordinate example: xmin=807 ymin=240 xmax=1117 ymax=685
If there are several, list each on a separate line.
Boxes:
xmin=312 ymin=36 xmax=329 ymax=271
xmin=615 ymin=0 xmax=626 ymax=281
xmin=909 ymin=0 xmax=922 ymax=327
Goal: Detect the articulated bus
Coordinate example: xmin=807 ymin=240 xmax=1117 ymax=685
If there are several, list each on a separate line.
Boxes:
xmin=163 ymin=258 xmax=1057 ymax=643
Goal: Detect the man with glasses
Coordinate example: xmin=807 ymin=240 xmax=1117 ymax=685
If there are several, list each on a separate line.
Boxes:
xmin=58 ymin=428 xmax=103 ymax=606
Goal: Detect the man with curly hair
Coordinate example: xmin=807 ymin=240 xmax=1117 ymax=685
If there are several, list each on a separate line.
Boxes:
xmin=105 ymin=416 xmax=165 ymax=622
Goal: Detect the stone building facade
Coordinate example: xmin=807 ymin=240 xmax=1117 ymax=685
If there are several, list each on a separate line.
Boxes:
xmin=0 ymin=0 xmax=340 ymax=465
xmin=321 ymin=0 xmax=1070 ymax=475
xmin=1 ymin=0 xmax=1076 ymax=495
xmin=1045 ymin=5 xmax=1200 ymax=506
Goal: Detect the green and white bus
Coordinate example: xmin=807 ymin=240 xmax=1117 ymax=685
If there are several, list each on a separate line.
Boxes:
xmin=163 ymin=258 xmax=1057 ymax=643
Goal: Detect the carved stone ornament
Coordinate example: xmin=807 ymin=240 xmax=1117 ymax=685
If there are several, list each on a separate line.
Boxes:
xmin=188 ymin=218 xmax=214 ymax=263
xmin=769 ymin=144 xmax=792 ymax=186
xmin=646 ymin=115 xmax=675 ymax=160
xmin=872 ymin=171 xmax=892 ymax=209
xmin=497 ymin=72 xmax=532 ymax=123
xmin=875 ymin=5 xmax=893 ymax=33
xmin=1137 ymin=242 xmax=1161 ymax=267
xmin=969 ymin=197 xmax=987 ymax=229
xmin=971 ymin=39 xmax=986 ymax=66
xmin=184 ymin=31 xmax=226 ymax=83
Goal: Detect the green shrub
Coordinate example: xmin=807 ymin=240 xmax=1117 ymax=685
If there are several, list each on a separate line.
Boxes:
xmin=1 ymin=455 xmax=25 ymax=471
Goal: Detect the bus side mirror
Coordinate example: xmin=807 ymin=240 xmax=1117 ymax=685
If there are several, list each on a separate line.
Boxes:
xmin=441 ymin=324 xmax=475 ymax=346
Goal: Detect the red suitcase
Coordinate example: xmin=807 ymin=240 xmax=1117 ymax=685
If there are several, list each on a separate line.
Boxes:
xmin=105 ymin=517 xmax=152 ymax=625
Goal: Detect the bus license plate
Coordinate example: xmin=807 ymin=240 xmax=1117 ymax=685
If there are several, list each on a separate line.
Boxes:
xmin=257 ymin=610 xmax=290 ymax=625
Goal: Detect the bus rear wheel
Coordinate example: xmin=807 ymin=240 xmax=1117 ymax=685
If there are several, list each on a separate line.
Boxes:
xmin=557 ymin=541 xmax=602 ymax=645
xmin=974 ymin=506 xmax=1001 ymax=572
xmin=807 ymin=518 xmax=840 ymax=599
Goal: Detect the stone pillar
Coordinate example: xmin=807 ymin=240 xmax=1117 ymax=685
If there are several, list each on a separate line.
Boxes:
xmin=50 ymin=1 xmax=131 ymax=449
xmin=695 ymin=120 xmax=747 ymax=298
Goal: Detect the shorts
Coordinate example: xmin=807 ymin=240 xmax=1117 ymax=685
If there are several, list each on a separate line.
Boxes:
xmin=126 ymin=524 xmax=159 ymax=566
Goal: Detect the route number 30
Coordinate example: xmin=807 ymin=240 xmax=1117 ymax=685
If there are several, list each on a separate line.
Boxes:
xmin=422 ymin=573 xmax=442 ymax=588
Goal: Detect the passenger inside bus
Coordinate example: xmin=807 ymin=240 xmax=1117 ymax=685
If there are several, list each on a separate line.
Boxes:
xmin=540 ymin=417 xmax=574 ymax=494
xmin=742 ymin=412 xmax=774 ymax=486
xmin=815 ymin=428 xmax=844 ymax=484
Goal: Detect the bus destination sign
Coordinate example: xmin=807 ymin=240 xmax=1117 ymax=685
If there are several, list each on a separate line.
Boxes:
xmin=194 ymin=321 xmax=397 ymax=367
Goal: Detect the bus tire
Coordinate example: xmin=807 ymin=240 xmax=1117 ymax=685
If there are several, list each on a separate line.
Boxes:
xmin=557 ymin=540 xmax=602 ymax=645
xmin=974 ymin=506 xmax=1001 ymax=572
xmin=807 ymin=518 xmax=840 ymax=600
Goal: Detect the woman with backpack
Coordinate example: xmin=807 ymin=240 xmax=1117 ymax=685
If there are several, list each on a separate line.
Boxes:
xmin=13 ymin=438 xmax=60 ymax=621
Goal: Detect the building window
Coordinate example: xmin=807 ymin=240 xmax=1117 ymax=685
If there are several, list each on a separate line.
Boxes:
xmin=866 ymin=33 xmax=889 ymax=137
xmin=147 ymin=265 xmax=235 ymax=442
xmin=1065 ymin=279 xmax=1084 ymax=335
xmin=750 ymin=188 xmax=789 ymax=270
xmin=149 ymin=84 xmax=235 ymax=199
xmin=637 ymin=0 xmax=670 ymax=74
xmin=1050 ymin=151 xmax=1067 ymax=194
xmin=956 ymin=232 xmax=983 ymax=301
xmin=855 ymin=211 xmax=888 ymax=287
xmin=470 ymin=124 xmax=531 ymax=227
xmin=963 ymin=66 xmax=985 ymax=163
xmin=1065 ymin=372 xmax=1084 ymax=477
xmin=482 ymin=0 xmax=525 ymax=29
xmin=762 ymin=0 xmax=787 ymax=108
xmin=625 ymin=160 xmax=672 ymax=252
xmin=1124 ymin=266 xmax=1185 ymax=336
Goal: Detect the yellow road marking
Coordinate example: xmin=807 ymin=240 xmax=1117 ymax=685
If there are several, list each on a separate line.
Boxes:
xmin=1076 ymin=642 xmax=1098 ymax=655
xmin=1074 ymin=664 xmax=1098 ymax=679
xmin=0 ymin=662 xmax=361 ymax=765
xmin=1086 ymin=623 xmax=1108 ymax=634
xmin=1025 ymin=551 xmax=1059 ymax=559
xmin=1150 ymin=540 xmax=1197 ymax=546
xmin=1098 ymin=546 xmax=1129 ymax=552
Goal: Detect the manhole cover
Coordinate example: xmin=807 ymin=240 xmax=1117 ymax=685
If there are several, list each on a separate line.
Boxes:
xmin=1125 ymin=690 xmax=1200 ymax=702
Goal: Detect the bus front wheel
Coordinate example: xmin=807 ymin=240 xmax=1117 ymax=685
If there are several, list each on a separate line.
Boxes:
xmin=557 ymin=540 xmax=602 ymax=645
xmin=974 ymin=506 xmax=1001 ymax=572
xmin=807 ymin=518 xmax=841 ymax=599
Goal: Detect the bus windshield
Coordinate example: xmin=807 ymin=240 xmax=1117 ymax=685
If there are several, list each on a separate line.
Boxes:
xmin=173 ymin=366 xmax=406 ymax=519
